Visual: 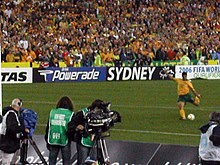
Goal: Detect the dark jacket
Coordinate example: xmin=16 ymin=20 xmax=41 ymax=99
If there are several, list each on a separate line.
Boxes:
xmin=199 ymin=121 xmax=216 ymax=134
xmin=0 ymin=108 xmax=25 ymax=153
xmin=210 ymin=124 xmax=220 ymax=146
xmin=68 ymin=110 xmax=87 ymax=143
xmin=200 ymin=121 xmax=220 ymax=147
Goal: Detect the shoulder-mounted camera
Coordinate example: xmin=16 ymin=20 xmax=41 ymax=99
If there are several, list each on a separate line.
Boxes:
xmin=85 ymin=102 xmax=121 ymax=135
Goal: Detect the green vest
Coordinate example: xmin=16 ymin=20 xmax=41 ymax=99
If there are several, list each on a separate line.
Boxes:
xmin=48 ymin=108 xmax=74 ymax=146
xmin=81 ymin=108 xmax=95 ymax=147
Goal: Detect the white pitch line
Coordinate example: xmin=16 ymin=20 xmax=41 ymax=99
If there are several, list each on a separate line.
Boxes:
xmin=11 ymin=100 xmax=212 ymax=137
xmin=111 ymin=128 xmax=200 ymax=137
xmin=37 ymin=124 xmax=199 ymax=137
xmin=4 ymin=100 xmax=220 ymax=111
xmin=4 ymin=100 xmax=212 ymax=137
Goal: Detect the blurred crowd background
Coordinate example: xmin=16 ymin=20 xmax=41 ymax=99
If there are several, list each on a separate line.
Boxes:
xmin=0 ymin=0 xmax=220 ymax=67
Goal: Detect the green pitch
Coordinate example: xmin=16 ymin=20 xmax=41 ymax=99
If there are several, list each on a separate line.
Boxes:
xmin=2 ymin=80 xmax=220 ymax=146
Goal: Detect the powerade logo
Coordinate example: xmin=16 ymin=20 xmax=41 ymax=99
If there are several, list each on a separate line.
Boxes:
xmin=37 ymin=67 xmax=106 ymax=82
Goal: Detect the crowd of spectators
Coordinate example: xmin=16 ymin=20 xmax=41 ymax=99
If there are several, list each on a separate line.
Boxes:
xmin=0 ymin=0 xmax=220 ymax=67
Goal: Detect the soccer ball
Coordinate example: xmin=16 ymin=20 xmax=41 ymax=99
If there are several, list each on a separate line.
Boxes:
xmin=187 ymin=114 xmax=195 ymax=120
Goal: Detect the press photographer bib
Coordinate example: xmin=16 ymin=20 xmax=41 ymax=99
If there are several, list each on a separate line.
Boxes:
xmin=82 ymin=108 xmax=95 ymax=147
xmin=48 ymin=108 xmax=74 ymax=146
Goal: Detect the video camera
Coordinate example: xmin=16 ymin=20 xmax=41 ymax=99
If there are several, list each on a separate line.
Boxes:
xmin=85 ymin=102 xmax=121 ymax=135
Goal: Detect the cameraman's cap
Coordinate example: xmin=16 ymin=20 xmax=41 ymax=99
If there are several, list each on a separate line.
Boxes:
xmin=11 ymin=98 xmax=23 ymax=107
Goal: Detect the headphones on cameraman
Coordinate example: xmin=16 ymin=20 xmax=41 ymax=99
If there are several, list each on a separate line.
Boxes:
xmin=17 ymin=98 xmax=22 ymax=107
xmin=11 ymin=98 xmax=23 ymax=107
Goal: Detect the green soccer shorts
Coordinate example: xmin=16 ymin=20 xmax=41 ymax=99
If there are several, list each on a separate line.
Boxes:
xmin=177 ymin=93 xmax=194 ymax=103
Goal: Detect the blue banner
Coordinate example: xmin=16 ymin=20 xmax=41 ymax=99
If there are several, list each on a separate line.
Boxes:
xmin=33 ymin=67 xmax=107 ymax=83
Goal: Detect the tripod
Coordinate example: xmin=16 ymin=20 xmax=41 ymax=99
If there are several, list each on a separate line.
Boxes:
xmin=20 ymin=137 xmax=47 ymax=165
xmin=85 ymin=133 xmax=110 ymax=165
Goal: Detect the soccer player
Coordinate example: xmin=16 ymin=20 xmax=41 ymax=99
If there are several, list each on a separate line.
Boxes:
xmin=165 ymin=71 xmax=201 ymax=120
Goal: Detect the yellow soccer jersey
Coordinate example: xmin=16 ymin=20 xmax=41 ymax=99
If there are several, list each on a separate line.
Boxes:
xmin=173 ymin=78 xmax=194 ymax=95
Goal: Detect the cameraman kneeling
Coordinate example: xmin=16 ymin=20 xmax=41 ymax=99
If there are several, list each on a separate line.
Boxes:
xmin=68 ymin=99 xmax=104 ymax=165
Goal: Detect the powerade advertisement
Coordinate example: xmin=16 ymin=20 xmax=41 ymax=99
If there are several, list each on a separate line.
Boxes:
xmin=33 ymin=67 xmax=107 ymax=83
xmin=13 ymin=135 xmax=200 ymax=165
xmin=33 ymin=66 xmax=175 ymax=83
xmin=4 ymin=65 xmax=220 ymax=84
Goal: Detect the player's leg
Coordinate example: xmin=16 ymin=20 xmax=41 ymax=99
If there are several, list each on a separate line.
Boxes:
xmin=184 ymin=93 xmax=200 ymax=107
xmin=193 ymin=96 xmax=201 ymax=106
xmin=187 ymin=93 xmax=200 ymax=106
xmin=178 ymin=101 xmax=186 ymax=120
xmin=177 ymin=95 xmax=187 ymax=120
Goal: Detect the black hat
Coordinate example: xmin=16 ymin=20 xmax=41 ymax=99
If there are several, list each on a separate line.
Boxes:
xmin=89 ymin=99 xmax=104 ymax=110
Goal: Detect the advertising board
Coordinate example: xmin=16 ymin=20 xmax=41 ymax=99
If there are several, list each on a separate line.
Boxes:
xmin=175 ymin=65 xmax=220 ymax=79
xmin=15 ymin=135 xmax=199 ymax=165
xmin=1 ymin=68 xmax=32 ymax=84
xmin=33 ymin=67 xmax=107 ymax=83
xmin=3 ymin=65 xmax=220 ymax=84
xmin=107 ymin=66 xmax=175 ymax=81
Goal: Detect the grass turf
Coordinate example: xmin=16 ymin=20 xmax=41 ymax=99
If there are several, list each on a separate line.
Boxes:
xmin=2 ymin=80 xmax=220 ymax=146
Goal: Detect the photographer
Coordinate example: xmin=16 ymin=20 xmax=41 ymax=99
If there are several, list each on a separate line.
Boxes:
xmin=68 ymin=99 xmax=106 ymax=165
xmin=45 ymin=96 xmax=75 ymax=165
xmin=199 ymin=112 xmax=220 ymax=164
xmin=0 ymin=98 xmax=27 ymax=165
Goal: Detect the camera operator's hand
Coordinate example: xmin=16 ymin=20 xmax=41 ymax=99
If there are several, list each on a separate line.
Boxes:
xmin=25 ymin=128 xmax=30 ymax=133
xmin=76 ymin=124 xmax=84 ymax=131
xmin=91 ymin=134 xmax=95 ymax=141
xmin=21 ymin=128 xmax=30 ymax=140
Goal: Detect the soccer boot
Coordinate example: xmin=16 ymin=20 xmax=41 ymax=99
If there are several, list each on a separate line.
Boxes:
xmin=195 ymin=96 xmax=201 ymax=104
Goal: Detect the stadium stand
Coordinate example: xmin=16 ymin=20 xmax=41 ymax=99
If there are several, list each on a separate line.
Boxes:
xmin=0 ymin=0 xmax=220 ymax=67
